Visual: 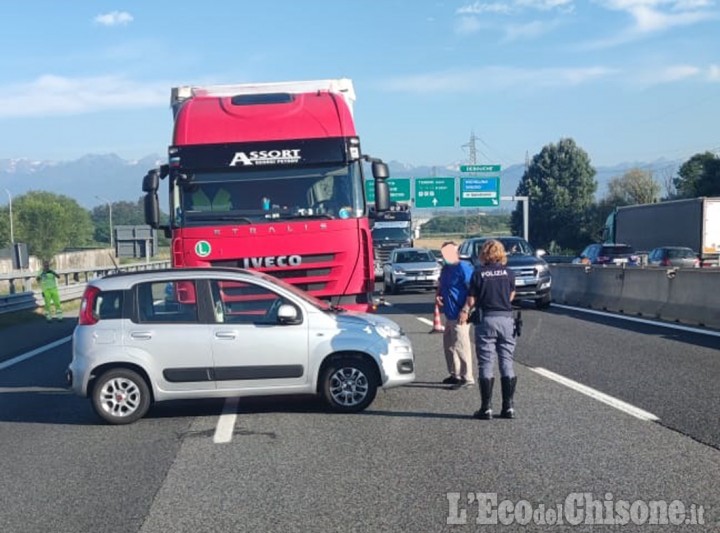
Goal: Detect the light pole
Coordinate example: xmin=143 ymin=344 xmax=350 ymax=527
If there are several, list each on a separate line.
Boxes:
xmin=3 ymin=188 xmax=13 ymax=245
xmin=95 ymin=195 xmax=113 ymax=251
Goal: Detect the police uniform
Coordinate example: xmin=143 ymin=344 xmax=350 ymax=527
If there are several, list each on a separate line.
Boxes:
xmin=467 ymin=262 xmax=517 ymax=419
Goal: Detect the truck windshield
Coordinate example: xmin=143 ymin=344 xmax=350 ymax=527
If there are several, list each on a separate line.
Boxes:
xmin=372 ymin=227 xmax=412 ymax=241
xmin=173 ymin=162 xmax=364 ymax=227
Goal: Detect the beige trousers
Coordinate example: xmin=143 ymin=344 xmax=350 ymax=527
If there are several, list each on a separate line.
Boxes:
xmin=443 ymin=319 xmax=474 ymax=383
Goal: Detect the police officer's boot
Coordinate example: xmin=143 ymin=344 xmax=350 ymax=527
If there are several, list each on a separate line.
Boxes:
xmin=473 ymin=377 xmax=494 ymax=420
xmin=500 ymin=376 xmax=517 ymax=419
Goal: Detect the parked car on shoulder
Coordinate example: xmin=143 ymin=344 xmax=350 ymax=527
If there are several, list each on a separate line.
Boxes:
xmin=66 ymin=267 xmax=415 ymax=424
xmin=458 ymin=236 xmax=552 ymax=309
xmin=382 ymin=247 xmax=441 ymax=294
xmin=647 ymin=246 xmax=700 ymax=268
xmin=573 ymin=244 xmax=639 ymax=266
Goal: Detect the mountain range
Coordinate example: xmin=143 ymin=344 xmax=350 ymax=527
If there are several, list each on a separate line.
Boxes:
xmin=0 ymin=154 xmax=680 ymax=209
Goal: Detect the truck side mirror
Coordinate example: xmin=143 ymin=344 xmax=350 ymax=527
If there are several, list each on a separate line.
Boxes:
xmin=144 ymin=193 xmax=160 ymax=228
xmin=371 ymin=161 xmax=389 ymax=180
xmin=375 ymin=179 xmax=390 ymax=212
xmin=142 ymin=169 xmax=160 ymax=192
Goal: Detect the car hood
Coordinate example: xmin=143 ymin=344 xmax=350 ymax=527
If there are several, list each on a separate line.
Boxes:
xmin=334 ymin=311 xmax=403 ymax=333
xmin=505 ymin=255 xmax=547 ymax=267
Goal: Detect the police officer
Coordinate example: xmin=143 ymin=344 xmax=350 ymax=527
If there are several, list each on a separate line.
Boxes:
xmin=37 ymin=260 xmax=62 ymax=322
xmin=459 ymin=239 xmax=517 ymax=419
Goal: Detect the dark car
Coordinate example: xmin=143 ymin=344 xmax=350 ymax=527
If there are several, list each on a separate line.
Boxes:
xmin=458 ymin=236 xmax=552 ymax=308
xmin=648 ymin=246 xmax=700 ymax=268
xmin=574 ymin=244 xmax=639 ymax=266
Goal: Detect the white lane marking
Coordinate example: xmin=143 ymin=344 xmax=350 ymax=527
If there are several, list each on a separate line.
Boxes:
xmin=530 ymin=367 xmax=660 ymax=422
xmin=213 ymin=397 xmax=239 ymax=444
xmin=0 ymin=336 xmax=72 ymax=371
xmin=416 ymin=317 xmax=433 ymax=326
xmin=551 ymin=304 xmax=720 ymax=338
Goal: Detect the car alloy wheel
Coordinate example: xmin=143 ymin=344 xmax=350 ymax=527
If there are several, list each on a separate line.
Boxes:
xmin=321 ymin=357 xmax=378 ymax=413
xmin=92 ymin=368 xmax=151 ymax=424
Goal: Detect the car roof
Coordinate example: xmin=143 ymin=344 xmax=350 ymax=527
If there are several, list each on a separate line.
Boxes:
xmin=393 ymin=247 xmax=432 ymax=253
xmin=89 ymin=267 xmax=263 ymax=291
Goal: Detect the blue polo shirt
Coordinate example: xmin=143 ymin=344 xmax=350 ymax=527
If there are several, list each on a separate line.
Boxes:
xmin=438 ymin=261 xmax=474 ymax=320
xmin=470 ymin=262 xmax=515 ymax=316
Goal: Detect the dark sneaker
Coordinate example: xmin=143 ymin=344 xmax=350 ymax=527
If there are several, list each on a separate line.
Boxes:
xmin=452 ymin=379 xmax=475 ymax=390
xmin=442 ymin=376 xmax=460 ymax=385
xmin=473 ymin=408 xmax=493 ymax=420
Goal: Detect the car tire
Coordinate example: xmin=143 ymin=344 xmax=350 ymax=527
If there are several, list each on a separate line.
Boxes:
xmin=91 ymin=368 xmax=151 ymax=425
xmin=320 ymin=356 xmax=378 ymax=413
xmin=536 ymin=294 xmax=552 ymax=309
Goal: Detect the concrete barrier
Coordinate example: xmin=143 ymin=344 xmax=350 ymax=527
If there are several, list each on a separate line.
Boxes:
xmin=550 ymin=265 xmax=720 ymax=329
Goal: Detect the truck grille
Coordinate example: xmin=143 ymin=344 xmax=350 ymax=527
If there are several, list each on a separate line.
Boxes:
xmin=211 ymin=253 xmax=335 ymax=292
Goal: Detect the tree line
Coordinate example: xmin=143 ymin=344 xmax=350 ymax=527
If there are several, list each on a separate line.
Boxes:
xmin=510 ymin=140 xmax=720 ymax=253
xmin=0 ymin=192 xmax=149 ymax=261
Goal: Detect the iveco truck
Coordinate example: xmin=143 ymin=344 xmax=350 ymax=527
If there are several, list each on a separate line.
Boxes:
xmin=142 ymin=79 xmax=390 ymax=311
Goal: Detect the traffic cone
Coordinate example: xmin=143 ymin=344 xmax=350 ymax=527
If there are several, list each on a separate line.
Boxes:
xmin=429 ymin=303 xmax=445 ymax=333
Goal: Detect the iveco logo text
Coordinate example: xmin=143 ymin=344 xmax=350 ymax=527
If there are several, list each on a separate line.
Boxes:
xmin=229 ymin=149 xmax=302 ymax=167
xmin=241 ymin=255 xmax=302 ymax=268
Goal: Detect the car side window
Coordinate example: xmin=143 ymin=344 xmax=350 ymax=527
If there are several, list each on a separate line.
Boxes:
xmin=209 ymin=279 xmax=297 ymax=325
xmin=136 ymin=280 xmax=199 ymax=323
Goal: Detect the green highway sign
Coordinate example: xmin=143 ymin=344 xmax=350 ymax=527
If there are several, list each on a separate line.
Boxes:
xmin=414 ymin=177 xmax=455 ymax=208
xmin=460 ymin=177 xmax=500 ymax=207
xmin=365 ymin=178 xmax=411 ymax=203
xmin=460 ymin=164 xmax=501 ymax=173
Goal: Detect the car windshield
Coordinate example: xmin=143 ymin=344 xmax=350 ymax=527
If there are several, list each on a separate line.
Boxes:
xmin=246 ymin=270 xmax=332 ymax=311
xmin=667 ymin=248 xmax=695 ymax=258
xmin=473 ymin=238 xmax=533 ymax=257
xmin=372 ymin=227 xmax=412 ymax=241
xmin=394 ymin=251 xmax=435 ymax=263
xmin=172 ymin=162 xmax=364 ymax=227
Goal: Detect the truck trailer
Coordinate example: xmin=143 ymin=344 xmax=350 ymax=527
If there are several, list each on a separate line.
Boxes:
xmin=142 ymin=79 xmax=391 ymax=311
xmin=603 ymin=197 xmax=720 ymax=266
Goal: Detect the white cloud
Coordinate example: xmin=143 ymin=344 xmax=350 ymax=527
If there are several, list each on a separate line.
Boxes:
xmin=708 ymin=64 xmax=720 ymax=81
xmin=455 ymin=16 xmax=484 ymax=34
xmin=504 ymin=19 xmax=561 ymax=40
xmin=94 ymin=11 xmax=134 ymax=27
xmin=596 ymin=0 xmax=717 ymax=34
xmin=632 ymin=64 xmax=701 ymax=85
xmin=378 ymin=66 xmax=617 ymax=93
xmin=457 ymin=2 xmax=515 ymax=15
xmin=0 ymin=75 xmax=167 ymax=118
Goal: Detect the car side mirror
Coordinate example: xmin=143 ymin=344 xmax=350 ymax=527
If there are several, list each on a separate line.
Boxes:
xmin=277 ymin=304 xmax=300 ymax=325
xmin=536 ymin=249 xmax=546 ymax=257
xmin=459 ymin=253 xmax=471 ymax=261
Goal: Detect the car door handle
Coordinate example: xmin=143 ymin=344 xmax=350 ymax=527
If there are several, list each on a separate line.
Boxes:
xmin=214 ymin=331 xmax=237 ymax=340
xmin=130 ymin=331 xmax=153 ymax=340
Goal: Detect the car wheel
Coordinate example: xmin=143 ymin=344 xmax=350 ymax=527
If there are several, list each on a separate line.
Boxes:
xmin=91 ymin=368 xmax=151 ymax=425
xmin=536 ymin=294 xmax=552 ymax=309
xmin=320 ymin=356 xmax=378 ymax=413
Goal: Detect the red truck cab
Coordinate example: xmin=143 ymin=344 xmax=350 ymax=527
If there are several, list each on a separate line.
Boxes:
xmin=143 ymin=79 xmax=390 ymax=311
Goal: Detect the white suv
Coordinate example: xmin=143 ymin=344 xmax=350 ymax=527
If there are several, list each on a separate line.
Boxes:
xmin=67 ymin=268 xmax=415 ymax=424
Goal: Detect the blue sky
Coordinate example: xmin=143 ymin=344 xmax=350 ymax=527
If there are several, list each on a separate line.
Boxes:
xmin=0 ymin=0 xmax=718 ymax=168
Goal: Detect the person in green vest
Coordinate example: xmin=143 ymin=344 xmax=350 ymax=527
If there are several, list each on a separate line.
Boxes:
xmin=37 ymin=260 xmax=62 ymax=321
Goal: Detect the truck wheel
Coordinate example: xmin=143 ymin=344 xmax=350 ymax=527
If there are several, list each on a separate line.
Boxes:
xmin=91 ymin=368 xmax=151 ymax=425
xmin=320 ymin=356 xmax=378 ymax=413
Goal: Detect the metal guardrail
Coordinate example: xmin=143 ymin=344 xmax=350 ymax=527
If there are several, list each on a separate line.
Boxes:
xmin=0 ymin=261 xmax=171 ymax=315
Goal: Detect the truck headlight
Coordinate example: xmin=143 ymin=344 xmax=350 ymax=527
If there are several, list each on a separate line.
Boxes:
xmin=536 ymin=264 xmax=548 ymax=274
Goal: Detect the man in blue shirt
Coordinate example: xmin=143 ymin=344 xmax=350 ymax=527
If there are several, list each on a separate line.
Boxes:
xmin=436 ymin=242 xmax=475 ymax=389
